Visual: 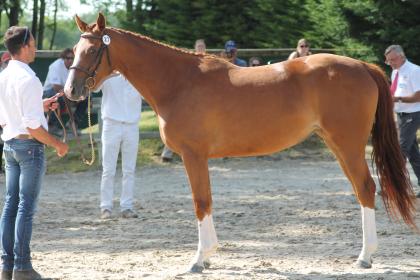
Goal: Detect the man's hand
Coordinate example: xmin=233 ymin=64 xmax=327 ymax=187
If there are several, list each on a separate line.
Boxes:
xmin=43 ymin=91 xmax=63 ymax=112
xmin=27 ymin=126 xmax=69 ymax=158
xmin=55 ymin=141 xmax=69 ymax=157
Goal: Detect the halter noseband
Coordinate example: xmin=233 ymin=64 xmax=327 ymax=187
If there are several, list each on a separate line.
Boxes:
xmin=69 ymin=33 xmax=112 ymax=90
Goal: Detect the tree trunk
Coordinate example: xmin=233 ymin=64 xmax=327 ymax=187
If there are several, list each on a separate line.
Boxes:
xmin=0 ymin=0 xmax=5 ymax=30
xmin=37 ymin=0 xmax=45 ymax=49
xmin=31 ymin=0 xmax=38 ymax=39
xmin=49 ymin=0 xmax=58 ymax=50
xmin=9 ymin=0 xmax=20 ymax=26
xmin=126 ymin=0 xmax=133 ymax=24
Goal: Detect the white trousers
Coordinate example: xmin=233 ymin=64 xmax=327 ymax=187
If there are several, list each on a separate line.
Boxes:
xmin=100 ymin=119 xmax=139 ymax=211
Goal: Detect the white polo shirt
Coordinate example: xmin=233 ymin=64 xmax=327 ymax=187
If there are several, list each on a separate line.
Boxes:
xmin=96 ymin=74 xmax=142 ymax=124
xmin=393 ymin=60 xmax=420 ymax=113
xmin=0 ymin=60 xmax=47 ymax=141
xmin=43 ymin=58 xmax=69 ymax=91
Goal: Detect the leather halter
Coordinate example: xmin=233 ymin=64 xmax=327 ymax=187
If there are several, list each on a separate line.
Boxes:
xmin=69 ymin=33 xmax=112 ymax=90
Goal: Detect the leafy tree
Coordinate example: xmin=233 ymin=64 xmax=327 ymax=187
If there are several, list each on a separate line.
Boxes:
xmin=120 ymin=0 xmax=310 ymax=50
xmin=341 ymin=0 xmax=420 ymax=64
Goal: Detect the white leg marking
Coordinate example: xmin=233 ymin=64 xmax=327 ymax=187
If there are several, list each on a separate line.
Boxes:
xmin=190 ymin=214 xmax=218 ymax=270
xmin=357 ymin=206 xmax=378 ymax=266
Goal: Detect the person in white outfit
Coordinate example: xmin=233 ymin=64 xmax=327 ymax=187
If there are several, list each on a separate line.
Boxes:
xmin=43 ymin=48 xmax=88 ymax=134
xmin=95 ymin=73 xmax=142 ymax=219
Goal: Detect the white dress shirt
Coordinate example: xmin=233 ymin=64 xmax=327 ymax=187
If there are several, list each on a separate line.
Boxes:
xmin=96 ymin=74 xmax=142 ymax=123
xmin=0 ymin=60 xmax=47 ymax=141
xmin=43 ymin=58 xmax=69 ymax=91
xmin=393 ymin=60 xmax=420 ymax=113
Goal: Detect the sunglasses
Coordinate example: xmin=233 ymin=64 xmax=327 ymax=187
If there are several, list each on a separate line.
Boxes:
xmin=300 ymin=45 xmax=309 ymax=48
xmin=22 ymin=27 xmax=29 ymax=45
xmin=64 ymin=56 xmax=74 ymax=60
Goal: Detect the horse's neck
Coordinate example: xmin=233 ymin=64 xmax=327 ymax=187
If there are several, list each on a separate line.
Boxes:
xmin=109 ymin=28 xmax=194 ymax=111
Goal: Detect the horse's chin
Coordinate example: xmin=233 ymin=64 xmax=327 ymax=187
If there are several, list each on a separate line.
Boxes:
xmin=65 ymin=89 xmax=88 ymax=102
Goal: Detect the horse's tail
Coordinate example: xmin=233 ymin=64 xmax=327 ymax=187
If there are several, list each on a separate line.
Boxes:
xmin=363 ymin=62 xmax=416 ymax=228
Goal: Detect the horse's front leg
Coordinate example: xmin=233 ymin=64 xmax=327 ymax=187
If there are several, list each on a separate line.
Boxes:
xmin=182 ymin=151 xmax=219 ymax=273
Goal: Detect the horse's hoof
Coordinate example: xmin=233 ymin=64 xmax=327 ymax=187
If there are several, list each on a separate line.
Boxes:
xmin=189 ymin=263 xmax=204 ymax=273
xmin=203 ymin=260 xmax=211 ymax=269
xmin=356 ymin=259 xmax=372 ymax=269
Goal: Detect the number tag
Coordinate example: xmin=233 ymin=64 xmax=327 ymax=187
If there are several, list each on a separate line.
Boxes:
xmin=102 ymin=35 xmax=111 ymax=45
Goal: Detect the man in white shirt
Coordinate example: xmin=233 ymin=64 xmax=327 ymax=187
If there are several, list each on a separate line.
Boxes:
xmin=95 ymin=74 xmax=142 ymax=219
xmin=0 ymin=26 xmax=68 ymax=280
xmin=43 ymin=48 xmax=88 ymax=134
xmin=385 ymin=44 xmax=420 ymax=198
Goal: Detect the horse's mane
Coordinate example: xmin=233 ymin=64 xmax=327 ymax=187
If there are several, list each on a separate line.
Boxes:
xmin=107 ymin=27 xmax=214 ymax=59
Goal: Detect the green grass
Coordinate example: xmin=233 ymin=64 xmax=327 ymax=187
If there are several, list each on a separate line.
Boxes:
xmin=140 ymin=110 xmax=159 ymax=131
xmin=45 ymin=109 xmax=163 ymax=174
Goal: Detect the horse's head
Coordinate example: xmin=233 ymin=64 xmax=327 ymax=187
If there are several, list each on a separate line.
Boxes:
xmin=64 ymin=13 xmax=114 ymax=101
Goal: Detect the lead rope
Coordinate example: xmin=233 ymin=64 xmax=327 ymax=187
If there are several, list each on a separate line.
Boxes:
xmin=85 ymin=92 xmax=95 ymax=165
xmin=62 ymin=94 xmax=95 ymax=166
xmin=52 ymin=109 xmax=67 ymax=143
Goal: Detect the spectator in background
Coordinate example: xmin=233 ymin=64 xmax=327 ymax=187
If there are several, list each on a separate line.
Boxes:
xmin=288 ymin=38 xmax=312 ymax=60
xmin=43 ymin=48 xmax=88 ymax=135
xmin=222 ymin=40 xmax=247 ymax=66
xmin=161 ymin=39 xmax=207 ymax=163
xmin=249 ymin=56 xmax=262 ymax=67
xmin=0 ymin=52 xmax=11 ymax=71
xmin=95 ymin=73 xmax=142 ymax=219
xmin=194 ymin=39 xmax=206 ymax=54
xmin=385 ymin=44 xmax=420 ymax=198
xmin=0 ymin=52 xmax=11 ymax=173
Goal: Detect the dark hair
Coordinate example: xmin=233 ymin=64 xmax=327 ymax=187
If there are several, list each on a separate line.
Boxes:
xmin=3 ymin=26 xmax=31 ymax=55
xmin=60 ymin=48 xmax=74 ymax=59
xmin=249 ymin=56 xmax=262 ymax=66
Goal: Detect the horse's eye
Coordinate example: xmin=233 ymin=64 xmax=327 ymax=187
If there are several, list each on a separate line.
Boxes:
xmin=88 ymin=48 xmax=96 ymax=54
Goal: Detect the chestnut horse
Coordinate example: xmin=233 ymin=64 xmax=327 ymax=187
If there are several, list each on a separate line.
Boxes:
xmin=64 ymin=13 xmax=416 ymax=272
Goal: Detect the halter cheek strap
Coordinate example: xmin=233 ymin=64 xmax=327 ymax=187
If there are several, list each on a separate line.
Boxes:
xmin=69 ymin=33 xmax=112 ymax=90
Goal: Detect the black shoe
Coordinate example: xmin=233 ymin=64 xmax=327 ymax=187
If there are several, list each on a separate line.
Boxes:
xmin=1 ymin=270 xmax=12 ymax=280
xmin=161 ymin=157 xmax=173 ymax=163
xmin=12 ymin=269 xmax=42 ymax=280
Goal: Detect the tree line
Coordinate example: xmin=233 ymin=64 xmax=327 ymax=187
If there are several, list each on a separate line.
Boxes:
xmin=1 ymin=0 xmax=420 ymax=64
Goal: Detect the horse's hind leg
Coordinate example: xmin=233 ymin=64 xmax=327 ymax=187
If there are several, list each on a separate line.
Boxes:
xmin=322 ymin=134 xmax=378 ymax=268
xmin=182 ymin=150 xmax=218 ymax=273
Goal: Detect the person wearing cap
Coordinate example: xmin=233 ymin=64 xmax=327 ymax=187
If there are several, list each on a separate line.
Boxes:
xmin=0 ymin=26 xmax=68 ymax=280
xmin=222 ymin=40 xmax=247 ymax=67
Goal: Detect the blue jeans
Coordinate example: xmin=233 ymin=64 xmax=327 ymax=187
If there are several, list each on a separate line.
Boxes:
xmin=0 ymin=139 xmax=45 ymax=271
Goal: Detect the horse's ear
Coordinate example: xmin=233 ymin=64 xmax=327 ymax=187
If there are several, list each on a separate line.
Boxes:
xmin=75 ymin=14 xmax=87 ymax=33
xmin=97 ymin=12 xmax=106 ymax=31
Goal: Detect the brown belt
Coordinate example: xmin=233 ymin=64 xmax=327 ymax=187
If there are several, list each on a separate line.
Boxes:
xmin=14 ymin=134 xmax=34 ymax=140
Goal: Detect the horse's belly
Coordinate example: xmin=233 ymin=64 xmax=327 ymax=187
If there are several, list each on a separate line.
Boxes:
xmin=208 ymin=123 xmax=315 ymax=158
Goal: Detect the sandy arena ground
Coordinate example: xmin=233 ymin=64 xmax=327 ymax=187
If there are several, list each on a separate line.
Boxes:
xmin=0 ymin=153 xmax=419 ymax=280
